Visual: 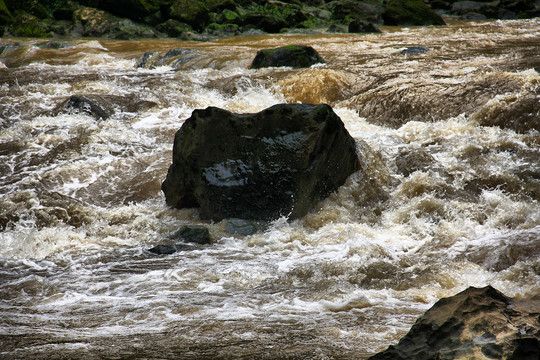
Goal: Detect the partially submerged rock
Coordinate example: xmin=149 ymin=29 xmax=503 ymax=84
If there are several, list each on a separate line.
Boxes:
xmin=250 ymin=45 xmax=325 ymax=69
xmin=400 ymin=46 xmax=429 ymax=55
xmin=171 ymin=225 xmax=211 ymax=245
xmin=147 ymin=224 xmax=211 ymax=255
xmin=368 ymin=286 xmax=540 ymax=359
xmin=162 ymin=103 xmax=360 ymax=221
xmin=62 ymin=95 xmax=114 ymax=120
xmin=135 ymin=48 xmax=199 ymax=69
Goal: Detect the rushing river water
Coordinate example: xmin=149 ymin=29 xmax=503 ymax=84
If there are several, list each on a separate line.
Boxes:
xmin=1 ymin=19 xmax=539 ymax=359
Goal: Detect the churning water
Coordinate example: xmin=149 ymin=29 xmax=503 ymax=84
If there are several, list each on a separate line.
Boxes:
xmin=1 ymin=19 xmax=539 ymax=359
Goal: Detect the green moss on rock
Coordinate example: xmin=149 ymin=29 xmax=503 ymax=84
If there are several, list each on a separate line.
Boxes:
xmin=167 ymin=0 xmax=209 ymax=30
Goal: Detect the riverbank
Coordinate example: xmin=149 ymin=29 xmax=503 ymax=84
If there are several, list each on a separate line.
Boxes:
xmin=1 ymin=0 xmax=539 ymax=41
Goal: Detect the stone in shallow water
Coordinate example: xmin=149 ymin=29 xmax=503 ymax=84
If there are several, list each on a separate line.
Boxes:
xmin=62 ymin=95 xmax=114 ymax=120
xmin=171 ymin=225 xmax=211 ymax=245
xmin=250 ymin=45 xmax=325 ymax=69
xmin=162 ymin=103 xmax=360 ymax=221
xmin=400 ymin=46 xmax=429 ymax=55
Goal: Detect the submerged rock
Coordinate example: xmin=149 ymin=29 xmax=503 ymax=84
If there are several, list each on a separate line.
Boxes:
xmin=162 ymin=103 xmax=360 ymax=221
xmin=400 ymin=46 xmax=429 ymax=55
xmin=147 ymin=224 xmax=211 ymax=255
xmin=368 ymin=286 xmax=540 ymax=360
xmin=62 ymin=95 xmax=114 ymax=120
xmin=226 ymin=218 xmax=262 ymax=236
xmin=171 ymin=225 xmax=211 ymax=245
xmin=135 ymin=48 xmax=199 ymax=69
xmin=250 ymin=45 xmax=325 ymax=69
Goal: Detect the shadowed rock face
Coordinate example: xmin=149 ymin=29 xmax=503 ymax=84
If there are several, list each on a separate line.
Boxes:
xmin=162 ymin=103 xmax=360 ymax=221
xmin=369 ymin=286 xmax=540 ymax=360
xmin=250 ymin=45 xmax=325 ymax=69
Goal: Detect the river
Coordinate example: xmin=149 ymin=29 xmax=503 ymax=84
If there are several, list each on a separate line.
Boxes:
xmin=1 ymin=19 xmax=539 ymax=359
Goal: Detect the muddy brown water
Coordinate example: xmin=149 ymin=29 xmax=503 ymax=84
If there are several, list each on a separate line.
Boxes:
xmin=1 ymin=19 xmax=539 ymax=359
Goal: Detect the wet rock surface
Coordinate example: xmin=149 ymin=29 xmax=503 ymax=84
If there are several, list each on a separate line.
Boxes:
xmin=162 ymin=103 xmax=360 ymax=221
xmin=250 ymin=45 xmax=324 ymax=69
xmin=61 ymin=95 xmax=114 ymax=120
xmin=369 ymin=286 xmax=540 ymax=360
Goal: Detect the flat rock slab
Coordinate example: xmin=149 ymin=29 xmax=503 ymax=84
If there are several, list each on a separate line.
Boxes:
xmin=162 ymin=103 xmax=359 ymax=221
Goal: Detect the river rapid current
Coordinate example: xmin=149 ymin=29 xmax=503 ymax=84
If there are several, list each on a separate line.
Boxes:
xmin=1 ymin=19 xmax=539 ymax=359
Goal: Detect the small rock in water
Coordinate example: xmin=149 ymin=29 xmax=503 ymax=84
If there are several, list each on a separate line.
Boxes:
xmin=36 ymin=41 xmax=72 ymax=49
xmin=400 ymin=46 xmax=429 ymax=55
xmin=250 ymin=45 xmax=325 ymax=69
xmin=147 ymin=244 xmax=178 ymax=255
xmin=171 ymin=225 xmax=211 ymax=245
xmin=226 ymin=218 xmax=261 ymax=236
xmin=62 ymin=95 xmax=114 ymax=120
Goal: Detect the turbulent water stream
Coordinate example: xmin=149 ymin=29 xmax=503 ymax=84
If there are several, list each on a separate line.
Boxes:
xmin=1 ymin=19 xmax=540 ymax=359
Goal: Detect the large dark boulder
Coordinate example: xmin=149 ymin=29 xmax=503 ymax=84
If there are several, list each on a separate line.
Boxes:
xmin=167 ymin=0 xmax=209 ymax=31
xmin=250 ymin=45 xmax=324 ymax=69
xmin=324 ymin=0 xmax=385 ymax=23
xmin=369 ymin=286 xmax=540 ymax=360
xmin=383 ymin=0 xmax=446 ymax=26
xmin=161 ymin=103 xmax=360 ymax=221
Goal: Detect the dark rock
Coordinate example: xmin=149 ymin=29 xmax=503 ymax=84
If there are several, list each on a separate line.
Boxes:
xmin=101 ymin=0 xmax=162 ymax=21
xmin=250 ymin=45 xmax=324 ymax=69
xmin=52 ymin=7 xmax=74 ymax=21
xmin=324 ymin=0 xmax=385 ymax=24
xmin=156 ymin=19 xmax=192 ymax=38
xmin=147 ymin=244 xmax=178 ymax=255
xmin=73 ymin=6 xmax=158 ymax=38
xmin=395 ymin=148 xmax=435 ymax=176
xmin=167 ymin=0 xmax=209 ymax=31
xmin=348 ymin=19 xmax=381 ymax=33
xmin=135 ymin=48 xmax=199 ymax=69
xmin=383 ymin=0 xmax=446 ymax=26
xmin=0 ymin=0 xmax=13 ymax=25
xmin=241 ymin=13 xmax=288 ymax=33
xmin=171 ymin=225 xmax=211 ymax=245
xmin=135 ymin=51 xmax=161 ymax=68
xmin=326 ymin=24 xmax=347 ymax=33
xmin=62 ymin=95 xmax=114 ymax=120
xmin=461 ymin=12 xmax=488 ymax=20
xmin=226 ymin=218 xmax=262 ymax=236
xmin=161 ymin=103 xmax=360 ymax=221
xmin=36 ymin=41 xmax=72 ymax=49
xmin=6 ymin=12 xmax=51 ymax=38
xmin=368 ymin=286 xmax=540 ymax=360
xmin=399 ymin=46 xmax=429 ymax=55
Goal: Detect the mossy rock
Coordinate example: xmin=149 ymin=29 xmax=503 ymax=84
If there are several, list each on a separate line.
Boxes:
xmin=99 ymin=0 xmax=166 ymax=21
xmin=325 ymin=0 xmax=385 ymax=23
xmin=5 ymin=0 xmax=51 ymax=19
xmin=203 ymin=0 xmax=236 ymax=12
xmin=0 ymin=0 xmax=13 ymax=25
xmin=8 ymin=12 xmax=51 ymax=37
xmin=167 ymin=0 xmax=209 ymax=30
xmin=156 ymin=18 xmax=192 ymax=37
xmin=382 ymin=0 xmax=446 ymax=26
